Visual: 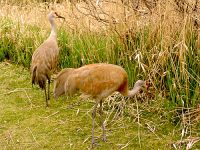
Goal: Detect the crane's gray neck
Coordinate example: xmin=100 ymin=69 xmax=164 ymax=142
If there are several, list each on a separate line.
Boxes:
xmin=49 ymin=17 xmax=57 ymax=38
xmin=127 ymin=86 xmax=142 ymax=97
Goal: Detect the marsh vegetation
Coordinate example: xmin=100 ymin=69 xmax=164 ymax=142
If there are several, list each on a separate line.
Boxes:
xmin=0 ymin=0 xmax=199 ymax=149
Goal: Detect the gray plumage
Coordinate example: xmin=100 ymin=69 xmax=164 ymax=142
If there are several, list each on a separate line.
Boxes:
xmin=31 ymin=11 xmax=64 ymax=106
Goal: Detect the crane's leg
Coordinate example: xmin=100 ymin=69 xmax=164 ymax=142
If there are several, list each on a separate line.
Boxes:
xmin=91 ymin=102 xmax=98 ymax=147
xmin=100 ymin=100 xmax=106 ymax=142
xmin=44 ymin=83 xmax=49 ymax=107
xmin=47 ymin=79 xmax=50 ymax=102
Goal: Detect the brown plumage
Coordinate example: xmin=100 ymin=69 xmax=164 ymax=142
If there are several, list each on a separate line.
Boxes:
xmin=53 ymin=63 xmax=146 ymax=146
xmin=31 ymin=11 xmax=64 ymax=106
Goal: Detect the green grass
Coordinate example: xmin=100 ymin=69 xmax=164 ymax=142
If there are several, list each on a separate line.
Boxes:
xmin=0 ymin=16 xmax=199 ymax=107
xmin=0 ymin=62 xmax=200 ymax=149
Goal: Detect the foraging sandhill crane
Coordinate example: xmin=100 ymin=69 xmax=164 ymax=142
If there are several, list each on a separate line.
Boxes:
xmin=31 ymin=11 xmax=65 ymax=106
xmin=53 ymin=63 xmax=146 ymax=146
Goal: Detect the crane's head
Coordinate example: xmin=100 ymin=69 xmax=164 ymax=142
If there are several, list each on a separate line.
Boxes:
xmin=53 ymin=68 xmax=75 ymax=99
xmin=134 ymin=80 xmax=148 ymax=89
xmin=48 ymin=11 xmax=65 ymax=20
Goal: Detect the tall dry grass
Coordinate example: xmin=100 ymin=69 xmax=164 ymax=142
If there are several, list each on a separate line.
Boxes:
xmin=0 ymin=0 xmax=199 ymax=107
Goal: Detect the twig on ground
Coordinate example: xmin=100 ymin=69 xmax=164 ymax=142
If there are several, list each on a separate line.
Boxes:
xmin=120 ymin=140 xmax=131 ymax=150
xmin=145 ymin=123 xmax=161 ymax=140
xmin=172 ymin=136 xmax=200 ymax=150
xmin=1 ymin=88 xmax=33 ymax=105
xmin=8 ymin=131 xmax=14 ymax=145
xmin=2 ymin=88 xmax=31 ymax=95
xmin=27 ymin=127 xmax=41 ymax=146
xmin=39 ymin=111 xmax=59 ymax=119
xmin=83 ymin=136 xmax=90 ymax=143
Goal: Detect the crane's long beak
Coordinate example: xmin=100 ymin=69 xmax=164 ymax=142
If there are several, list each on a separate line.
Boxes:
xmin=145 ymin=81 xmax=150 ymax=90
xmin=55 ymin=12 xmax=65 ymax=20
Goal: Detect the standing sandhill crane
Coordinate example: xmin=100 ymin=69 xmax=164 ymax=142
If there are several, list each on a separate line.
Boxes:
xmin=53 ymin=63 xmax=147 ymax=146
xmin=31 ymin=11 xmax=65 ymax=107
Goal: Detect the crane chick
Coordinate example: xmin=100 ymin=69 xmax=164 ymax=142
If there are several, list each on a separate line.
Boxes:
xmin=53 ymin=63 xmax=146 ymax=146
xmin=31 ymin=11 xmax=65 ymax=106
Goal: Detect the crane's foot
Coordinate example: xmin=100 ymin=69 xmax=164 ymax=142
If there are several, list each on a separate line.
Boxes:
xmin=90 ymin=137 xmax=100 ymax=149
xmin=46 ymin=102 xmax=50 ymax=107
xmin=45 ymin=99 xmax=50 ymax=107
xmin=102 ymin=135 xmax=107 ymax=142
xmin=90 ymin=143 xmax=100 ymax=149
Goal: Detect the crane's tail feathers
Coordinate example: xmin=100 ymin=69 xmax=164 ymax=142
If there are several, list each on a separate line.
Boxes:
xmin=32 ymin=66 xmax=37 ymax=86
xmin=38 ymin=80 xmax=46 ymax=90
xmin=31 ymin=65 xmax=46 ymax=90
